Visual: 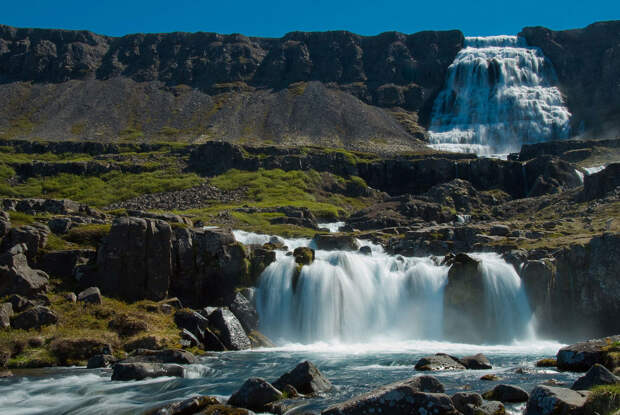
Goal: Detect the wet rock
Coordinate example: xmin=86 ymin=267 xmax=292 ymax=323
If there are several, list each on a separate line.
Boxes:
xmin=145 ymin=395 xmax=220 ymax=415
xmin=322 ymin=376 xmax=455 ymax=415
xmin=228 ymin=292 xmax=259 ymax=333
xmin=524 ymin=386 xmax=589 ymax=415
xmin=557 ymin=335 xmax=620 ymax=371
xmin=0 ymin=302 xmax=13 ymax=328
xmin=415 ymin=354 xmax=466 ymax=371
xmin=120 ymin=349 xmax=197 ymax=365
xmin=77 ymin=287 xmax=102 ymax=304
xmin=180 ymin=328 xmax=201 ymax=348
xmin=451 ymin=392 xmax=483 ymax=415
xmin=536 ymin=358 xmax=557 ymax=367
xmin=477 ymin=400 xmax=506 ymax=415
xmin=228 ymin=377 xmax=283 ymax=412
xmin=202 ymin=327 xmax=227 ymax=351
xmin=293 ymin=247 xmax=315 ymax=265
xmin=111 ymin=362 xmax=184 ymax=381
xmin=481 ymin=374 xmax=502 ymax=381
xmin=208 ymin=307 xmax=251 ymax=351
xmin=358 ymin=246 xmax=372 ymax=256
xmin=460 ymin=353 xmax=493 ymax=370
xmin=11 ymin=305 xmax=57 ymax=330
xmin=87 ymin=354 xmax=117 ymax=369
xmin=0 ymin=244 xmax=49 ymax=297
xmin=571 ymin=363 xmax=619 ymax=390
xmin=483 ymin=384 xmax=529 ymax=403
xmin=273 ymin=360 xmax=332 ymax=394
xmin=312 ymin=234 xmax=360 ymax=251
xmin=249 ymin=247 xmax=276 ymax=281
xmin=247 ymin=330 xmax=275 ymax=348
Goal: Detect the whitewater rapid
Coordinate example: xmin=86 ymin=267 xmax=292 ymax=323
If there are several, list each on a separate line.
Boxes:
xmin=234 ymin=229 xmax=537 ymax=347
xmin=429 ymin=36 xmax=571 ymax=156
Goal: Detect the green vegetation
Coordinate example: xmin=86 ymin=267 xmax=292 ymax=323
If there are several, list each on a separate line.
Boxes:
xmin=586 ymin=384 xmax=620 ymax=415
xmin=64 ymin=224 xmax=111 ymax=248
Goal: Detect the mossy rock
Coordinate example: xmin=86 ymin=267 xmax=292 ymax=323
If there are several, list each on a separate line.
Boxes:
xmin=293 ymin=247 xmax=314 ymax=265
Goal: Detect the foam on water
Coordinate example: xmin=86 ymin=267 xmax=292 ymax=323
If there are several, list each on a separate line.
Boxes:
xmin=429 ymin=36 xmax=571 ymax=156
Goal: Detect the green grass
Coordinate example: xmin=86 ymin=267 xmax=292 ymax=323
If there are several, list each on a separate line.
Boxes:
xmin=64 ymin=224 xmax=111 ymax=248
xmin=586 ymin=384 xmax=620 ymax=415
xmin=0 ymin=169 xmax=204 ymax=207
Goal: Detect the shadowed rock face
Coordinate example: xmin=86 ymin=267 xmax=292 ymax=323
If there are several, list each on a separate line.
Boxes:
xmin=521 ymin=21 xmax=620 ymax=138
xmin=0 ymin=25 xmax=463 ymax=147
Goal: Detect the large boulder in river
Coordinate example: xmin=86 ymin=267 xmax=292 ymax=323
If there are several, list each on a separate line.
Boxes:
xmin=415 ymin=354 xmax=466 ymax=371
xmin=524 ymin=386 xmax=589 ymax=415
xmin=322 ymin=376 xmax=455 ymax=415
xmin=208 ymin=307 xmax=251 ymax=350
xmin=312 ymin=233 xmax=360 ymax=251
xmin=451 ymin=392 xmax=483 ymax=415
xmin=111 ymin=362 xmax=184 ymax=381
xmin=460 ymin=353 xmax=493 ymax=369
xmin=228 ymin=377 xmax=283 ymax=412
xmin=556 ymin=335 xmax=620 ymax=372
xmin=96 ymin=217 xmax=172 ymax=301
xmin=0 ymin=244 xmax=49 ymax=297
xmin=571 ymin=364 xmax=619 ymax=390
xmin=483 ymin=384 xmax=529 ymax=403
xmin=273 ymin=360 xmax=332 ymax=394
xmin=228 ymin=292 xmax=259 ymax=332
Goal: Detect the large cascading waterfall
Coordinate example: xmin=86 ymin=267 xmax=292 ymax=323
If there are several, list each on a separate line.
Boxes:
xmin=235 ymin=230 xmax=537 ymax=345
xmin=429 ymin=35 xmax=571 ymax=156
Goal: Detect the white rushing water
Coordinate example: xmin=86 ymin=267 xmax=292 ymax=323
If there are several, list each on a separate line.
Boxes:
xmin=429 ymin=36 xmax=571 ymax=156
xmin=235 ymin=229 xmax=536 ymax=346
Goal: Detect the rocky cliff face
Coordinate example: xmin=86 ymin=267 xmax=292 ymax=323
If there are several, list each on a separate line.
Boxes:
xmin=521 ymin=21 xmax=620 ymax=138
xmin=0 ymin=25 xmax=463 ymax=149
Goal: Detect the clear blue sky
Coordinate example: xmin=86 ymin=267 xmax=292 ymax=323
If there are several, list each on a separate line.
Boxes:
xmin=2 ymin=0 xmax=619 ymax=38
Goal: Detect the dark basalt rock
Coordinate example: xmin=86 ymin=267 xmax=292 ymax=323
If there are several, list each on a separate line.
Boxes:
xmin=483 ymin=384 xmax=529 ymax=403
xmin=460 ymin=353 xmax=493 ymax=370
xmin=557 ymin=335 xmax=620 ymax=372
xmin=273 ymin=360 xmax=332 ymax=394
xmin=227 ymin=377 xmax=283 ymax=412
xmin=571 ymin=363 xmax=619 ymax=390
xmin=584 ymin=163 xmax=620 ymax=200
xmin=37 ymin=249 xmax=96 ymax=280
xmin=77 ymin=286 xmax=102 ymax=304
xmin=111 ymin=362 xmax=184 ymax=381
xmin=322 ymin=376 xmax=455 ymax=415
xmin=87 ymin=354 xmax=117 ymax=369
xmin=1 ymin=223 xmax=50 ymax=260
xmin=524 ymin=386 xmax=589 ymax=415
xmin=49 ymin=338 xmax=112 ymax=365
xmin=208 ymin=307 xmax=251 ymax=351
xmin=293 ymin=247 xmax=315 ymax=265
xmin=10 ymin=305 xmax=57 ymax=330
xmin=144 ymin=395 xmax=220 ymax=415
xmin=451 ymin=392 xmax=483 ymax=415
xmin=415 ymin=354 xmax=466 ymax=371
xmin=228 ymin=292 xmax=259 ymax=333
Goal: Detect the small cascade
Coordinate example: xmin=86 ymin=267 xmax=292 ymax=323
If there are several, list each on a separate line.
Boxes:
xmin=243 ymin=229 xmax=536 ymax=345
xmin=429 ymin=36 xmax=571 ymax=156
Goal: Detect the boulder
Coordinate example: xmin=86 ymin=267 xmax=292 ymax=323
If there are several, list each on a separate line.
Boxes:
xmin=322 ymin=376 xmax=456 ymax=415
xmin=145 ymin=395 xmax=220 ymax=415
xmin=415 ymin=354 xmax=466 ymax=371
xmin=249 ymin=247 xmax=276 ymax=281
xmin=460 ymin=353 xmax=493 ymax=370
xmin=11 ymin=305 xmax=57 ymax=330
xmin=228 ymin=292 xmax=259 ymax=333
xmin=273 ymin=361 xmax=332 ymax=394
xmin=174 ymin=309 xmax=210 ymax=342
xmin=1 ymin=223 xmax=50 ymax=260
xmin=48 ymin=217 xmax=72 ymax=234
xmin=111 ymin=363 xmax=184 ymax=381
xmin=571 ymin=363 xmax=619 ymax=390
xmin=96 ymin=217 xmax=172 ymax=301
xmin=477 ymin=400 xmax=506 ymax=415
xmin=490 ymin=225 xmax=510 ymax=237
xmin=557 ymin=335 xmax=620 ymax=371
xmin=293 ymin=247 xmax=315 ymax=265
xmin=77 ymin=287 xmax=102 ymax=305
xmin=524 ymin=386 xmax=589 ymax=415
xmin=63 ymin=292 xmax=77 ymax=303
xmin=180 ymin=328 xmax=201 ymax=348
xmin=208 ymin=307 xmax=251 ymax=350
xmin=483 ymin=384 xmax=529 ymax=403
xmin=0 ymin=210 xmax=10 ymax=238
xmin=37 ymin=249 xmax=96 ymax=280
xmin=481 ymin=374 xmax=502 ymax=381
xmin=0 ymin=245 xmax=49 ymax=297
xmin=0 ymin=302 xmax=13 ymax=329
xmin=120 ymin=349 xmax=197 ymax=365
xmin=312 ymin=234 xmax=360 ymax=251
xmin=87 ymin=354 xmax=117 ymax=369
xmin=358 ymin=246 xmax=372 ymax=256
xmin=451 ymin=392 xmax=483 ymax=415
xmin=7 ymin=293 xmax=33 ymax=312
xmin=227 ymin=377 xmax=283 ymax=412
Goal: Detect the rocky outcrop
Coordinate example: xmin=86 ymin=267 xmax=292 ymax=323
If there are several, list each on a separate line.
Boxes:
xmin=208 ymin=307 xmax=251 ymax=351
xmin=556 ymin=335 xmax=620 ymax=372
xmin=524 ymin=386 xmax=589 ymax=415
xmin=77 ymin=287 xmax=102 ymax=304
xmin=0 ymin=244 xmax=49 ymax=297
xmin=95 ymin=217 xmax=172 ymax=301
xmin=571 ymin=364 xmax=619 ymax=390
xmin=584 ymin=163 xmax=620 ymax=200
xmin=273 ymin=361 xmax=332 ymax=394
xmin=1 ymin=223 xmax=50 ymax=260
xmin=312 ymin=234 xmax=360 ymax=251
xmin=228 ymin=292 xmax=259 ymax=333
xmin=10 ymin=305 xmax=57 ymax=330
xmin=322 ymin=376 xmax=454 ymax=415
xmin=521 ymin=21 xmax=620 ymax=138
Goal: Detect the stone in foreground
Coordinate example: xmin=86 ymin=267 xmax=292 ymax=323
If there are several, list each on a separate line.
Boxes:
xmin=571 ymin=363 xmax=619 ymax=390
xmin=322 ymin=376 xmax=456 ymax=415
xmin=524 ymin=386 xmax=589 ymax=415
xmin=227 ymin=377 xmax=283 ymax=412
xmin=556 ymin=335 xmax=620 ymax=372
xmin=273 ymin=360 xmax=332 ymax=394
xmin=483 ymin=384 xmax=529 ymax=403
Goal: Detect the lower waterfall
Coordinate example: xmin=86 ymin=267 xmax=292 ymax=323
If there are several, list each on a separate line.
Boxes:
xmin=234 ymin=231 xmax=537 ymax=345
